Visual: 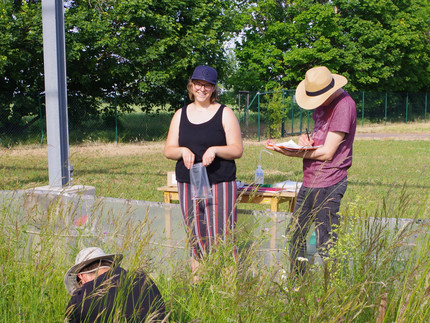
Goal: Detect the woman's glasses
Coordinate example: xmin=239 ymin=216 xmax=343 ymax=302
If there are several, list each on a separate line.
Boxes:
xmin=193 ymin=81 xmax=214 ymax=90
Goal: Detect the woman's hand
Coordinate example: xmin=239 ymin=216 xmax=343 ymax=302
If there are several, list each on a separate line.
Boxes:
xmin=202 ymin=147 xmax=216 ymax=167
xmin=181 ymin=148 xmax=195 ymax=169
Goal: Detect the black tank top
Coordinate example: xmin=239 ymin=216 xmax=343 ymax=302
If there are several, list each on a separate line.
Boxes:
xmin=175 ymin=104 xmax=236 ymax=184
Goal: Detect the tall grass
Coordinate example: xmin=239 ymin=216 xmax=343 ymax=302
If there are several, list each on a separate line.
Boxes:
xmin=0 ymin=184 xmax=428 ymax=322
xmin=157 ymin=186 xmax=430 ymax=322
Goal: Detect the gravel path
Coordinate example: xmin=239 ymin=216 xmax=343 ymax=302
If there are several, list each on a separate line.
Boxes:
xmin=355 ymin=133 xmax=430 ymax=140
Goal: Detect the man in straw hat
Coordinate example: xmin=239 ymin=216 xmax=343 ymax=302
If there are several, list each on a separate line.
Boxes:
xmin=64 ymin=247 xmax=166 ymax=322
xmin=266 ymin=66 xmax=356 ymax=276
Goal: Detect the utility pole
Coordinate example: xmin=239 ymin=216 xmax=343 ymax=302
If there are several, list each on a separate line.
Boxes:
xmin=41 ymin=0 xmax=70 ymax=187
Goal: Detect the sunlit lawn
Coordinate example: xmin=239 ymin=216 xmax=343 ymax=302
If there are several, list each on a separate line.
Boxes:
xmin=1 ymin=122 xmax=429 ymax=218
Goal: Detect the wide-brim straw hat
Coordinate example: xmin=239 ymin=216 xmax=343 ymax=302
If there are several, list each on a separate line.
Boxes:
xmin=64 ymin=247 xmax=123 ymax=295
xmin=295 ymin=66 xmax=348 ymax=110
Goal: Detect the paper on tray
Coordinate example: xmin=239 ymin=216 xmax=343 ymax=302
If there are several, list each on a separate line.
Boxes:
xmin=275 ymin=140 xmax=302 ymax=149
xmin=272 ymin=180 xmax=302 ymax=192
xmin=236 ymin=180 xmax=302 ymax=192
xmin=272 ymin=139 xmax=322 ymax=151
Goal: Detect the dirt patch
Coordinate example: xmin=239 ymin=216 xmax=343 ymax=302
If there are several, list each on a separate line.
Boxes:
xmin=355 ymin=133 xmax=430 ymax=140
xmin=2 ymin=132 xmax=429 ymax=158
xmin=3 ymin=142 xmax=164 ymax=158
xmin=70 ymin=142 xmax=164 ymax=157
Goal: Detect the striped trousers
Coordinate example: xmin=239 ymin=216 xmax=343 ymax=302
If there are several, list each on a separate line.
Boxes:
xmin=177 ymin=180 xmax=237 ymax=259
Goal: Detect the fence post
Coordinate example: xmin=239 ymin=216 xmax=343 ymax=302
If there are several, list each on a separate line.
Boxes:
xmin=405 ymin=93 xmax=408 ymax=123
xmin=238 ymin=92 xmax=241 ymax=121
xmin=0 ymin=138 xmax=8 ymax=149
xmin=257 ymin=93 xmax=261 ymax=142
xmin=39 ymin=92 xmax=45 ymax=147
xmin=384 ymin=92 xmax=388 ymax=125
xmin=424 ymin=93 xmax=427 ymax=123
xmin=299 ymin=108 xmax=303 ymax=133
xmin=246 ymin=93 xmax=249 ymax=127
xmin=114 ymin=86 xmax=118 ymax=144
xmin=362 ymin=92 xmax=365 ymax=126
xmin=291 ymin=97 xmax=294 ymax=134
xmin=281 ymin=90 xmax=285 ymax=137
xmin=238 ymin=91 xmax=250 ymax=127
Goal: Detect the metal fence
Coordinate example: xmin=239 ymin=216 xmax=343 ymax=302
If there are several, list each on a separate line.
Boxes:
xmin=0 ymin=91 xmax=428 ymax=148
xmin=238 ymin=91 xmax=428 ymax=141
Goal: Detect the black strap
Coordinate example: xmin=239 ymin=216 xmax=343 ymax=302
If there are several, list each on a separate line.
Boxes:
xmin=306 ymin=78 xmax=335 ymax=97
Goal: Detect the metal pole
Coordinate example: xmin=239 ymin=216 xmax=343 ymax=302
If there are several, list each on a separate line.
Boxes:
xmin=405 ymin=93 xmax=408 ymax=123
xmin=307 ymin=110 xmax=310 ymax=130
xmin=115 ymin=86 xmax=118 ymax=144
xmin=39 ymin=92 xmax=45 ymax=147
xmin=257 ymin=93 xmax=260 ymax=142
xmin=299 ymin=108 xmax=303 ymax=133
xmin=384 ymin=92 xmax=387 ymax=125
xmin=291 ymin=97 xmax=294 ymax=134
xmin=425 ymin=93 xmax=428 ymax=123
xmin=246 ymin=92 xmax=249 ymax=127
xmin=362 ymin=92 xmax=364 ymax=126
xmin=238 ymin=92 xmax=241 ymax=122
xmin=42 ymin=0 xmax=70 ymax=187
xmin=238 ymin=91 xmax=250 ymax=125
xmin=281 ymin=90 xmax=285 ymax=137
xmin=0 ymin=137 xmax=9 ymax=149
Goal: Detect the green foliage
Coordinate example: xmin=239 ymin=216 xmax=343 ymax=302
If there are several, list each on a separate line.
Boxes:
xmin=261 ymin=86 xmax=288 ymax=138
xmin=1 ymin=0 xmax=428 ymax=133
xmin=65 ymin=0 xmax=236 ymax=117
xmin=231 ymin=0 xmax=430 ymax=93
xmin=0 ymin=0 xmax=236 ymax=129
xmin=0 ymin=0 xmax=44 ymax=134
xmin=335 ymin=0 xmax=430 ymax=92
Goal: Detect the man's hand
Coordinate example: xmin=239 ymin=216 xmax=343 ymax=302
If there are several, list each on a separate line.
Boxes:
xmin=298 ymin=133 xmax=314 ymax=147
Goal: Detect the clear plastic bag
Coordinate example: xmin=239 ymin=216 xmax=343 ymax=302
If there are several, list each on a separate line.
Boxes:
xmin=190 ymin=163 xmax=213 ymax=200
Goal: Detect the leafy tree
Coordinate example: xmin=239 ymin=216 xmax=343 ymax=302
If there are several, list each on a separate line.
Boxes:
xmin=65 ymin=0 xmax=236 ymax=123
xmin=335 ymin=0 xmax=430 ymax=92
xmin=1 ymin=0 xmax=428 ymax=133
xmin=0 ymin=0 xmax=44 ymax=134
xmin=1 ymin=0 xmax=236 ymax=130
xmin=231 ymin=0 xmax=430 ymax=93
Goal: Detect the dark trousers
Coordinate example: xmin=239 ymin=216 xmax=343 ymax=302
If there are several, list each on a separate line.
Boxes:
xmin=288 ymin=177 xmax=347 ymax=275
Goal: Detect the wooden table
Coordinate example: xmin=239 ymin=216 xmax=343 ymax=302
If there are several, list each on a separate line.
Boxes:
xmin=158 ymin=185 xmax=298 ymax=264
xmin=157 ymin=185 xmax=297 ymax=212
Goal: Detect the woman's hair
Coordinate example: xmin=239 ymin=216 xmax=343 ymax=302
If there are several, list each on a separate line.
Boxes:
xmin=187 ymin=79 xmax=219 ymax=104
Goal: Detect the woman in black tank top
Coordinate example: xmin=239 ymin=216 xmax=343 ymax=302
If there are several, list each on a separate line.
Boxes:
xmin=164 ymin=66 xmax=243 ymax=274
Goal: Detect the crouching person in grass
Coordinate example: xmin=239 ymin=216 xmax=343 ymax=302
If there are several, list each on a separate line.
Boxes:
xmin=64 ymin=247 xmax=166 ymax=322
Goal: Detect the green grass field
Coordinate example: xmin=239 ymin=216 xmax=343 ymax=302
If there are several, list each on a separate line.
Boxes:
xmin=1 ymin=122 xmax=429 ymax=218
xmin=0 ymin=122 xmax=429 ymax=322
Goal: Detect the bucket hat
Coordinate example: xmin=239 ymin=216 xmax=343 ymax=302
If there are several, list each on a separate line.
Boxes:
xmin=64 ymin=247 xmax=123 ymax=295
xmin=295 ymin=66 xmax=348 ymax=110
xmin=191 ymin=65 xmax=217 ymax=85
